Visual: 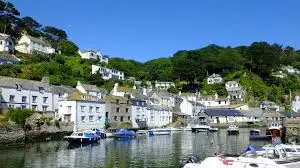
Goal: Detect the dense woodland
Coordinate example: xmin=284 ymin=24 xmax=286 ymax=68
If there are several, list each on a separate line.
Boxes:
xmin=1 ymin=1 xmax=300 ymax=108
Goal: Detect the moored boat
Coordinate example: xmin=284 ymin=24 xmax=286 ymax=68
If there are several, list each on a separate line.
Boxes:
xmin=249 ymin=129 xmax=272 ymax=140
xmin=268 ymin=122 xmax=283 ymax=137
xmin=63 ymin=131 xmax=99 ymax=144
xmin=191 ymin=122 xmax=211 ymax=133
xmin=114 ymin=129 xmax=136 ymax=138
xmin=137 ymin=130 xmax=148 ymax=135
xmin=227 ymin=125 xmax=239 ymax=135
xmin=148 ymin=128 xmax=171 ymax=135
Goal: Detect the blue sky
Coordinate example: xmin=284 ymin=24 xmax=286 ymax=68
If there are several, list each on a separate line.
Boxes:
xmin=8 ymin=0 xmax=300 ymax=62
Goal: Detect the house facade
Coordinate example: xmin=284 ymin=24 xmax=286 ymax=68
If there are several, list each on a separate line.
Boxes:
xmin=198 ymin=93 xmax=230 ymax=108
xmin=0 ymin=33 xmax=14 ymax=54
xmin=51 ymin=85 xmax=77 ymax=113
xmin=0 ymin=76 xmax=54 ymax=112
xmin=131 ymin=99 xmax=147 ymax=128
xmin=146 ymin=105 xmax=172 ymax=128
xmin=155 ymin=81 xmax=175 ymax=90
xmin=76 ymin=81 xmax=108 ymax=99
xmin=15 ymin=34 xmax=58 ymax=55
xmin=104 ymin=95 xmax=132 ymax=128
xmin=180 ymin=98 xmax=206 ymax=116
xmin=207 ymin=73 xmax=223 ymax=84
xmin=92 ymin=65 xmax=124 ymax=80
xmin=225 ymin=81 xmax=244 ymax=101
xmin=58 ymin=92 xmax=106 ymax=131
xmin=150 ymin=92 xmax=175 ymax=107
xmin=78 ymin=49 xmax=108 ymax=63
xmin=204 ymin=109 xmax=245 ymax=124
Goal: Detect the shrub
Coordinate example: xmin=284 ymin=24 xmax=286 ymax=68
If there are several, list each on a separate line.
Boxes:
xmin=54 ymin=120 xmax=60 ymax=128
xmin=4 ymin=108 xmax=34 ymax=127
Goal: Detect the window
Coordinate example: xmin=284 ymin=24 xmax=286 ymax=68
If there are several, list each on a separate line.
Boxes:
xmin=98 ymin=116 xmax=102 ymax=121
xmin=128 ymin=116 xmax=131 ymax=120
xmin=114 ymin=116 xmax=118 ymax=121
xmin=21 ymin=105 xmax=26 ymax=109
xmin=81 ymin=106 xmax=86 ymax=112
xmin=39 ymin=87 xmax=44 ymax=93
xmin=136 ymin=102 xmax=139 ymax=106
xmin=9 ymin=104 xmax=14 ymax=108
xmin=126 ymin=108 xmax=129 ymax=113
xmin=32 ymin=105 xmax=37 ymax=111
xmin=89 ymin=106 xmax=93 ymax=113
xmin=116 ymin=99 xmax=120 ymax=104
xmin=16 ymin=84 xmax=22 ymax=91
xmin=120 ymin=116 xmax=124 ymax=122
xmin=9 ymin=95 xmax=15 ymax=102
xmin=0 ymin=41 xmax=2 ymax=45
xmin=42 ymin=106 xmax=48 ymax=111
xmin=43 ymin=97 xmax=48 ymax=104
xmin=32 ymin=96 xmax=37 ymax=103
xmin=116 ymin=108 xmax=120 ymax=112
xmin=96 ymin=107 xmax=100 ymax=113
xmin=8 ymin=42 xmax=12 ymax=45
xmin=59 ymin=93 xmax=63 ymax=98
xmin=219 ymin=101 xmax=221 ymax=104
xmin=81 ymin=116 xmax=86 ymax=123
xmin=22 ymin=96 xmax=27 ymax=103
xmin=127 ymin=100 xmax=129 ymax=105
xmin=89 ymin=115 xmax=93 ymax=122
xmin=67 ymin=106 xmax=71 ymax=113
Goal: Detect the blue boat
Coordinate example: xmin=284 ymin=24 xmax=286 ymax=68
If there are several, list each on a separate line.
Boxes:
xmin=64 ymin=131 xmax=100 ymax=144
xmin=114 ymin=129 xmax=136 ymax=138
xmin=91 ymin=128 xmax=107 ymax=139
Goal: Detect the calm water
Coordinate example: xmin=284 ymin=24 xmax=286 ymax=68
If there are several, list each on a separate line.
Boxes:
xmin=0 ymin=128 xmax=269 ymax=168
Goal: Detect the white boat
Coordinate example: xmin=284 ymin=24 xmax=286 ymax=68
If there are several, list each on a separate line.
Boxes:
xmin=191 ymin=122 xmax=211 ymax=133
xmin=137 ymin=130 xmax=148 ymax=135
xmin=105 ymin=132 xmax=115 ymax=138
xmin=170 ymin=127 xmax=184 ymax=131
xmin=183 ymin=155 xmax=286 ymax=168
xmin=227 ymin=125 xmax=239 ymax=135
xmin=264 ymin=144 xmax=300 ymax=156
xmin=268 ymin=122 xmax=283 ymax=137
xmin=148 ymin=128 xmax=171 ymax=135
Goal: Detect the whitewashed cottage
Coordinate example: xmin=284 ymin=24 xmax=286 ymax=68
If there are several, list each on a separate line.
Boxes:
xmin=0 ymin=33 xmax=14 ymax=54
xmin=78 ymin=49 xmax=108 ymax=63
xmin=92 ymin=65 xmax=124 ymax=80
xmin=207 ymin=73 xmax=223 ymax=84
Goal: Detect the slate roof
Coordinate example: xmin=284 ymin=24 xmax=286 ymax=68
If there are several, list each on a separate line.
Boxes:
xmin=130 ymin=99 xmax=147 ymax=107
xmin=0 ymin=76 xmax=51 ymax=92
xmin=147 ymin=105 xmax=172 ymax=111
xmin=240 ymin=108 xmax=263 ymax=117
xmin=104 ymin=95 xmax=129 ymax=104
xmin=80 ymin=83 xmax=108 ymax=94
xmin=66 ymin=91 xmax=104 ymax=103
xmin=188 ymin=100 xmax=205 ymax=107
xmin=204 ymin=109 xmax=244 ymax=116
xmin=51 ymin=85 xmax=77 ymax=94
xmin=25 ymin=34 xmax=48 ymax=46
xmin=209 ymin=73 xmax=222 ymax=78
xmin=226 ymin=81 xmax=239 ymax=85
xmin=261 ymin=101 xmax=277 ymax=105
xmin=0 ymin=54 xmax=20 ymax=63
xmin=0 ymin=33 xmax=10 ymax=40
xmin=280 ymin=112 xmax=299 ymax=118
xmin=226 ymin=87 xmax=243 ymax=92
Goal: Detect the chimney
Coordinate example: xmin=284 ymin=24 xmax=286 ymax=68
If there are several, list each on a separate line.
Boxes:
xmin=142 ymin=87 xmax=147 ymax=96
xmin=41 ymin=76 xmax=49 ymax=84
xmin=113 ymin=83 xmax=119 ymax=94
xmin=133 ymin=85 xmax=136 ymax=90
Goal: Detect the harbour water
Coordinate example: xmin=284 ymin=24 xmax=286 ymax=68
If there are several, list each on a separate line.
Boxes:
xmin=0 ymin=128 xmax=269 ymax=168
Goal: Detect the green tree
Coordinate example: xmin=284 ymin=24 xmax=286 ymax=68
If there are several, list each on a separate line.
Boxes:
xmin=4 ymin=108 xmax=34 ymax=127
xmin=57 ymin=40 xmax=79 ymax=56
xmin=43 ymin=26 xmax=67 ymax=41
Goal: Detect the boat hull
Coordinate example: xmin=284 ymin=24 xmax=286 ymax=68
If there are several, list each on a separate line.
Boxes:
xmin=227 ymin=130 xmax=239 ymax=135
xmin=64 ymin=137 xmax=98 ymax=144
xmin=114 ymin=134 xmax=136 ymax=138
xmin=249 ymin=135 xmax=272 ymax=140
xmin=148 ymin=130 xmax=171 ymax=136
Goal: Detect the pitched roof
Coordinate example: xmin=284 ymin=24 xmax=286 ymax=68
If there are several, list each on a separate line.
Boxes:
xmin=80 ymin=83 xmax=108 ymax=94
xmin=24 ymin=34 xmax=48 ymax=46
xmin=188 ymin=100 xmax=205 ymax=107
xmin=226 ymin=81 xmax=238 ymax=85
xmin=51 ymin=85 xmax=77 ymax=94
xmin=146 ymin=105 xmax=172 ymax=111
xmin=240 ymin=108 xmax=263 ymax=117
xmin=209 ymin=73 xmax=222 ymax=78
xmin=0 ymin=33 xmax=10 ymax=40
xmin=104 ymin=95 xmax=129 ymax=104
xmin=261 ymin=101 xmax=277 ymax=105
xmin=227 ymin=87 xmax=243 ymax=92
xmin=0 ymin=76 xmax=51 ymax=92
xmin=204 ymin=109 xmax=244 ymax=116
xmin=261 ymin=111 xmax=285 ymax=118
xmin=280 ymin=112 xmax=299 ymax=118
xmin=66 ymin=92 xmax=103 ymax=102
xmin=0 ymin=54 xmax=20 ymax=63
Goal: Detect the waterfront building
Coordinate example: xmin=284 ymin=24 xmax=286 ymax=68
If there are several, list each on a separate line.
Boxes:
xmin=179 ymin=98 xmax=205 ymax=116
xmin=91 ymin=65 xmax=124 ymax=80
xmin=0 ymin=76 xmax=54 ymax=112
xmin=0 ymin=33 xmax=14 ymax=54
xmin=225 ymin=81 xmax=244 ymax=101
xmin=260 ymin=101 xmax=280 ymax=112
xmin=58 ymin=92 xmax=106 ymax=131
xmin=0 ymin=53 xmax=20 ymax=64
xmin=78 ymin=49 xmax=108 ymax=63
xmin=198 ymin=93 xmax=230 ymax=108
xmin=203 ymin=109 xmax=244 ymax=124
xmin=51 ymin=85 xmax=77 ymax=113
xmin=146 ymin=105 xmax=172 ymax=128
xmin=104 ymin=95 xmax=132 ymax=128
xmin=240 ymin=108 xmax=263 ymax=123
xmin=131 ymin=98 xmax=147 ymax=128
xmin=76 ymin=81 xmax=108 ymax=99
xmin=207 ymin=73 xmax=223 ymax=84
xmin=155 ymin=81 xmax=175 ymax=90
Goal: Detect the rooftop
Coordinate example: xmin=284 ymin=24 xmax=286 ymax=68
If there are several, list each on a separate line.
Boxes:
xmin=0 ymin=76 xmax=51 ymax=92
xmin=0 ymin=54 xmax=20 ymax=63
xmin=204 ymin=109 xmax=244 ymax=116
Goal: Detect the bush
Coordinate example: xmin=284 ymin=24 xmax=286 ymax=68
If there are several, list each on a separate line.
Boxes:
xmin=54 ymin=120 xmax=60 ymax=128
xmin=4 ymin=108 xmax=34 ymax=127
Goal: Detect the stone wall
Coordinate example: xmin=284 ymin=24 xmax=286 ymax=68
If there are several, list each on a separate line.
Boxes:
xmin=283 ymin=118 xmax=300 ymax=143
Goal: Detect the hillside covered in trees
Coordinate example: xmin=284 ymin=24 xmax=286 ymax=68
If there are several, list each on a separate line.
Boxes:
xmin=1 ymin=0 xmax=300 ymax=108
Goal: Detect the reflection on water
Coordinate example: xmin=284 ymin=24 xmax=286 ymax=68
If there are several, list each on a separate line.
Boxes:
xmin=0 ymin=128 xmax=270 ymax=168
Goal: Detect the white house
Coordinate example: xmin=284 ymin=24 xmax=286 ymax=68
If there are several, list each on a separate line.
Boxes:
xmin=180 ymin=98 xmax=206 ymax=116
xmin=0 ymin=33 xmax=14 ymax=54
xmin=207 ymin=73 xmax=223 ymax=84
xmin=292 ymin=96 xmax=300 ymax=112
xmin=92 ymin=65 xmax=125 ymax=80
xmin=78 ymin=49 xmax=108 ymax=64
xmin=225 ymin=81 xmax=244 ymax=101
xmin=198 ymin=93 xmax=230 ymax=108
xmin=51 ymin=85 xmax=77 ymax=113
xmin=58 ymin=92 xmax=106 ymax=131
xmin=150 ymin=92 xmax=175 ymax=107
xmin=282 ymin=65 xmax=300 ymax=74
xmin=146 ymin=105 xmax=172 ymax=128
xmin=0 ymin=76 xmax=54 ymax=112
xmin=15 ymin=34 xmax=58 ymax=55
xmin=131 ymin=98 xmax=147 ymax=128
xmin=155 ymin=81 xmax=175 ymax=90
xmin=260 ymin=101 xmax=280 ymax=111
xmin=76 ymin=81 xmax=108 ymax=99
xmin=204 ymin=109 xmax=245 ymax=124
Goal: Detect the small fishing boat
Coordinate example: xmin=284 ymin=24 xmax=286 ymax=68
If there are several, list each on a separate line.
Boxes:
xmin=137 ymin=130 xmax=148 ymax=135
xmin=249 ymin=129 xmax=272 ymax=140
xmin=148 ymin=128 xmax=171 ymax=135
xmin=105 ymin=132 xmax=115 ymax=138
xmin=192 ymin=122 xmax=211 ymax=133
xmin=64 ymin=131 xmax=99 ymax=144
xmin=114 ymin=129 xmax=136 ymax=138
xmin=209 ymin=127 xmax=218 ymax=132
xmin=268 ymin=122 xmax=283 ymax=137
xmin=227 ymin=125 xmax=239 ymax=135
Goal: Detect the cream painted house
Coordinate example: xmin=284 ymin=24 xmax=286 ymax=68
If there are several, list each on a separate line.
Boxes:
xmin=15 ymin=34 xmax=58 ymax=55
xmin=78 ymin=49 xmax=108 ymax=63
xmin=0 ymin=33 xmax=14 ymax=54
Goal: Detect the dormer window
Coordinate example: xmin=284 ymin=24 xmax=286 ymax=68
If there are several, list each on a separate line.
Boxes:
xmin=82 ymin=96 xmax=87 ymax=100
xmin=16 ymin=84 xmax=22 ymax=91
xmin=39 ymin=86 xmax=44 ymax=93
